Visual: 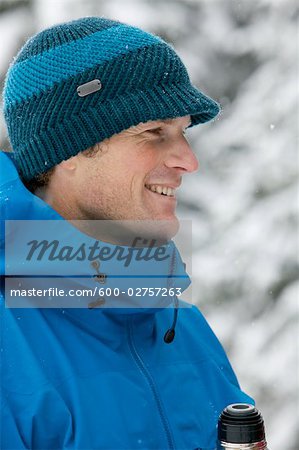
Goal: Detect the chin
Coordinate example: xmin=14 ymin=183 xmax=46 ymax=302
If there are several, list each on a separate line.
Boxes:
xmin=156 ymin=217 xmax=179 ymax=241
xmin=126 ymin=216 xmax=180 ymax=244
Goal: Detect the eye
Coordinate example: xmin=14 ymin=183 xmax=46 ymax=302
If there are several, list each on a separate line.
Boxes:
xmin=145 ymin=127 xmax=163 ymax=135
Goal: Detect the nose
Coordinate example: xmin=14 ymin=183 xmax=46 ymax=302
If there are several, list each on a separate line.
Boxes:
xmin=164 ymin=138 xmax=199 ymax=174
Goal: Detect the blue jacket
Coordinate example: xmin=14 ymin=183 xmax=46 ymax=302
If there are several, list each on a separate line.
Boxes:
xmin=0 ymin=151 xmax=253 ymax=450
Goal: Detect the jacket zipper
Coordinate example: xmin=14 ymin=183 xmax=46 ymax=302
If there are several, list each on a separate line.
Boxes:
xmin=127 ymin=318 xmax=175 ymax=450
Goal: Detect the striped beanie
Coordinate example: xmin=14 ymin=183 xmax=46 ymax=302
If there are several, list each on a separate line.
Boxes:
xmin=2 ymin=16 xmax=220 ymax=181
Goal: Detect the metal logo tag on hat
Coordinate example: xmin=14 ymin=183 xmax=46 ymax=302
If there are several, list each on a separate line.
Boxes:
xmin=77 ymin=79 xmax=102 ymax=97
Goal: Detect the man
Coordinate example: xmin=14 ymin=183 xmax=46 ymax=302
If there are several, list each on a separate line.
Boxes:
xmin=0 ymin=16 xmax=253 ymax=449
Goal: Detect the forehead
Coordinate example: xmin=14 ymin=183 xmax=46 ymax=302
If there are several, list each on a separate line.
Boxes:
xmin=134 ymin=116 xmax=191 ymax=129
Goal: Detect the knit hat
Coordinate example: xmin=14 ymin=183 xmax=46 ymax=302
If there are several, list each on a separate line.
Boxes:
xmin=2 ymin=16 xmax=220 ymax=181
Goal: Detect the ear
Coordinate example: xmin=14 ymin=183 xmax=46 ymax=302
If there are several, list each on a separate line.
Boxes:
xmin=57 ymin=156 xmax=77 ymax=173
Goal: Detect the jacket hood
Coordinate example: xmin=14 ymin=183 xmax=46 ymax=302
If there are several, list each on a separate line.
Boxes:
xmin=0 ymin=151 xmax=191 ymax=315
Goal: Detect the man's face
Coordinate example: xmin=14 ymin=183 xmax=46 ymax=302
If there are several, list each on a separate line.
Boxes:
xmin=55 ymin=115 xmax=198 ymax=239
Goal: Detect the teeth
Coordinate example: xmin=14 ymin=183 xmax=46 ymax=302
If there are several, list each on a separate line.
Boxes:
xmin=145 ymin=184 xmax=175 ymax=197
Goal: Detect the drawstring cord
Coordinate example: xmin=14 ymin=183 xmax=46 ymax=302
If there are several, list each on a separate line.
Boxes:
xmin=163 ymin=295 xmax=179 ymax=344
xmin=163 ymin=246 xmax=178 ymax=344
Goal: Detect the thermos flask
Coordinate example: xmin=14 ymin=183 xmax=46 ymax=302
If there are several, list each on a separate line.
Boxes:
xmin=217 ymin=403 xmax=268 ymax=449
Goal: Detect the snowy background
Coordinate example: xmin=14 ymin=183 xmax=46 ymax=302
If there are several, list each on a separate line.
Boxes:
xmin=0 ymin=0 xmax=298 ymax=448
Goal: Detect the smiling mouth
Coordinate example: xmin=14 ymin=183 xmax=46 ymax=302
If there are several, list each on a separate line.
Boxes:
xmin=144 ymin=184 xmax=175 ymax=198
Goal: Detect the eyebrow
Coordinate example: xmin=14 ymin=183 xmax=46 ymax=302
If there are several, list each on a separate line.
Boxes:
xmin=159 ymin=119 xmax=173 ymax=124
xmin=131 ymin=118 xmax=192 ymax=135
xmin=147 ymin=119 xmax=192 ymax=128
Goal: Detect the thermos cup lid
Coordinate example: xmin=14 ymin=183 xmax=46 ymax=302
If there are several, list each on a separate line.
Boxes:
xmin=218 ymin=403 xmax=266 ymax=444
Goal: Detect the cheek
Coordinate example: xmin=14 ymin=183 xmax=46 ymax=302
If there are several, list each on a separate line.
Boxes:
xmin=76 ymin=165 xmax=127 ymax=204
xmin=72 ymin=163 xmax=103 ymax=203
xmin=75 ymin=147 xmax=158 ymax=200
xmin=78 ymin=166 xmax=99 ymax=191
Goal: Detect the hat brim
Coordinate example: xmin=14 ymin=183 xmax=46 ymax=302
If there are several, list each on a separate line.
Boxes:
xmin=160 ymin=82 xmax=221 ymax=126
xmin=127 ymin=82 xmax=221 ymax=128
